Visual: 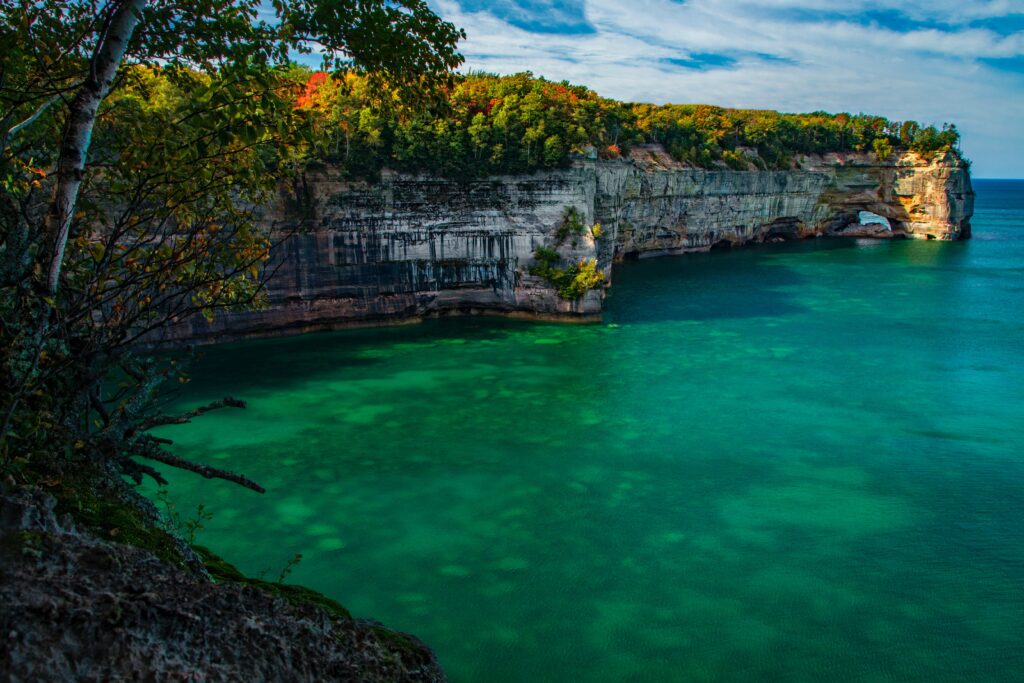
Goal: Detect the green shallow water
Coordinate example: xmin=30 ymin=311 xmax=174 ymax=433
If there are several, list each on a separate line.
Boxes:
xmin=151 ymin=180 xmax=1024 ymax=682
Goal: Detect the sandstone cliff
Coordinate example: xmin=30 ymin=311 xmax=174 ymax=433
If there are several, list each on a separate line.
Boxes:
xmin=156 ymin=147 xmax=973 ymax=344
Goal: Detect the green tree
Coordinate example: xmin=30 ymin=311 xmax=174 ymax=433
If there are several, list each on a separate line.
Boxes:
xmin=873 ymin=137 xmax=895 ymax=160
xmin=0 ymin=1 xmax=463 ymax=489
xmin=289 ymin=70 xmax=963 ymax=178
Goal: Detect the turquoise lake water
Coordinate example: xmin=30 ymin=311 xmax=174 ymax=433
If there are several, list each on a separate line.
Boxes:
xmin=152 ymin=180 xmax=1024 ymax=682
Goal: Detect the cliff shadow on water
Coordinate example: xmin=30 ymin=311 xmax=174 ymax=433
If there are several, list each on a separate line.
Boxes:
xmin=604 ymin=242 xmax=822 ymax=325
xmin=159 ymin=317 xmax=553 ymax=397
xmin=605 ymin=233 xmax=976 ymax=326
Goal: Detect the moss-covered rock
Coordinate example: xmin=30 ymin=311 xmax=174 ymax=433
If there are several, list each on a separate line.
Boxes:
xmin=193 ymin=544 xmax=352 ymax=620
xmin=54 ymin=477 xmax=191 ymax=569
xmin=0 ymin=456 xmax=446 ymax=682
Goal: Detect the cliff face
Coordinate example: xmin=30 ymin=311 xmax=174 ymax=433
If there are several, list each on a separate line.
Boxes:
xmin=157 ymin=147 xmax=972 ymax=344
xmin=597 ymin=148 xmax=973 ymax=261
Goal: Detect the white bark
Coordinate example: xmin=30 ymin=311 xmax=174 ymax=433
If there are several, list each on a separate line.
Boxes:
xmin=0 ymin=95 xmax=61 ymax=151
xmin=46 ymin=0 xmax=146 ymax=294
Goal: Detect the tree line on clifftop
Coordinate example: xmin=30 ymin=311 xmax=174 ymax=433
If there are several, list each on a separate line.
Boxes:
xmin=292 ymin=69 xmax=963 ymax=179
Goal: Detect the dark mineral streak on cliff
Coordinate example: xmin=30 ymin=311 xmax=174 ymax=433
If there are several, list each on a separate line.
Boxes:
xmin=0 ymin=487 xmax=446 ymax=682
xmin=155 ymin=146 xmax=972 ymax=345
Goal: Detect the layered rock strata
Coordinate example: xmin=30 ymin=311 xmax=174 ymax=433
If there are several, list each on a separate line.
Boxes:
xmin=157 ymin=147 xmax=973 ymax=344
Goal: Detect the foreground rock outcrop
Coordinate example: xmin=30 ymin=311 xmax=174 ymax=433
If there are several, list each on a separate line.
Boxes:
xmin=156 ymin=147 xmax=973 ymax=344
xmin=0 ymin=486 xmax=445 ymax=682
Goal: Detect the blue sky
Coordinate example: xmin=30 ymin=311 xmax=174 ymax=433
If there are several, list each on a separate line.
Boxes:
xmin=427 ymin=0 xmax=1024 ymax=178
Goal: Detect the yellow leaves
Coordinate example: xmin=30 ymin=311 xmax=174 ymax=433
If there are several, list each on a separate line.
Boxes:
xmin=89 ymin=242 xmax=106 ymax=262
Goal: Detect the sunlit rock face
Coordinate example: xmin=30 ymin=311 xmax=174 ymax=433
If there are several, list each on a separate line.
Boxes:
xmin=596 ymin=147 xmax=973 ymax=261
xmin=813 ymin=151 xmax=974 ymax=241
xmin=154 ymin=146 xmax=972 ymax=345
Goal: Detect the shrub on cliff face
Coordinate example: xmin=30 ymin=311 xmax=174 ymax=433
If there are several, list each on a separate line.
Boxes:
xmin=555 ymin=206 xmax=587 ymax=243
xmin=561 ymin=259 xmax=606 ymax=300
xmin=528 ymin=248 xmax=605 ymax=301
xmin=527 ymin=206 xmax=604 ymax=300
xmin=0 ymin=2 xmax=463 ymax=491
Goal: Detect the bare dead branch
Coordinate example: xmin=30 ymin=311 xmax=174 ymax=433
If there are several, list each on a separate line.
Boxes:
xmin=137 ymin=396 xmax=246 ymax=432
xmin=134 ymin=446 xmax=265 ymax=494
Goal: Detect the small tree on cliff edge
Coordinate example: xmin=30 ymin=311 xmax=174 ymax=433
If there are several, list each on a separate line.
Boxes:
xmin=0 ymin=1 xmax=463 ymax=489
xmin=873 ymin=137 xmax=894 ymax=161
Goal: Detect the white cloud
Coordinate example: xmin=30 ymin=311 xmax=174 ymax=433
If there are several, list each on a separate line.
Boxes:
xmin=746 ymin=0 xmax=1020 ymax=23
xmin=435 ymin=0 xmax=1024 ymax=177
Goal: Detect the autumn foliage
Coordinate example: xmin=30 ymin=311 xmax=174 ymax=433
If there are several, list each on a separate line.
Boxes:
xmin=296 ymin=70 xmax=963 ymax=179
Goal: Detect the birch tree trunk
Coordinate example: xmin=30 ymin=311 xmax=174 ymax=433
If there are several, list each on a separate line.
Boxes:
xmin=45 ymin=0 xmax=146 ymax=294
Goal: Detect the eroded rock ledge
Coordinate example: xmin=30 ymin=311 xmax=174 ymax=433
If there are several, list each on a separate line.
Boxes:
xmin=156 ymin=147 xmax=973 ymax=345
xmin=0 ymin=486 xmax=446 ymax=682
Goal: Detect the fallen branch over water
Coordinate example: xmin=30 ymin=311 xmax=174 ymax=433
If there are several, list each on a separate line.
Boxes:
xmin=136 ymin=446 xmax=265 ymax=494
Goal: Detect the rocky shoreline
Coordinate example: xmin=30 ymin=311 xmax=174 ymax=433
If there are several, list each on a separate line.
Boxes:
xmin=0 ymin=482 xmax=446 ymax=682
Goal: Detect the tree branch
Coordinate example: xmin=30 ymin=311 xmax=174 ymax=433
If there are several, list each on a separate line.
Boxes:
xmin=137 ymin=396 xmax=246 ymax=432
xmin=1 ymin=94 xmax=62 ymax=151
xmin=134 ymin=445 xmax=265 ymax=493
